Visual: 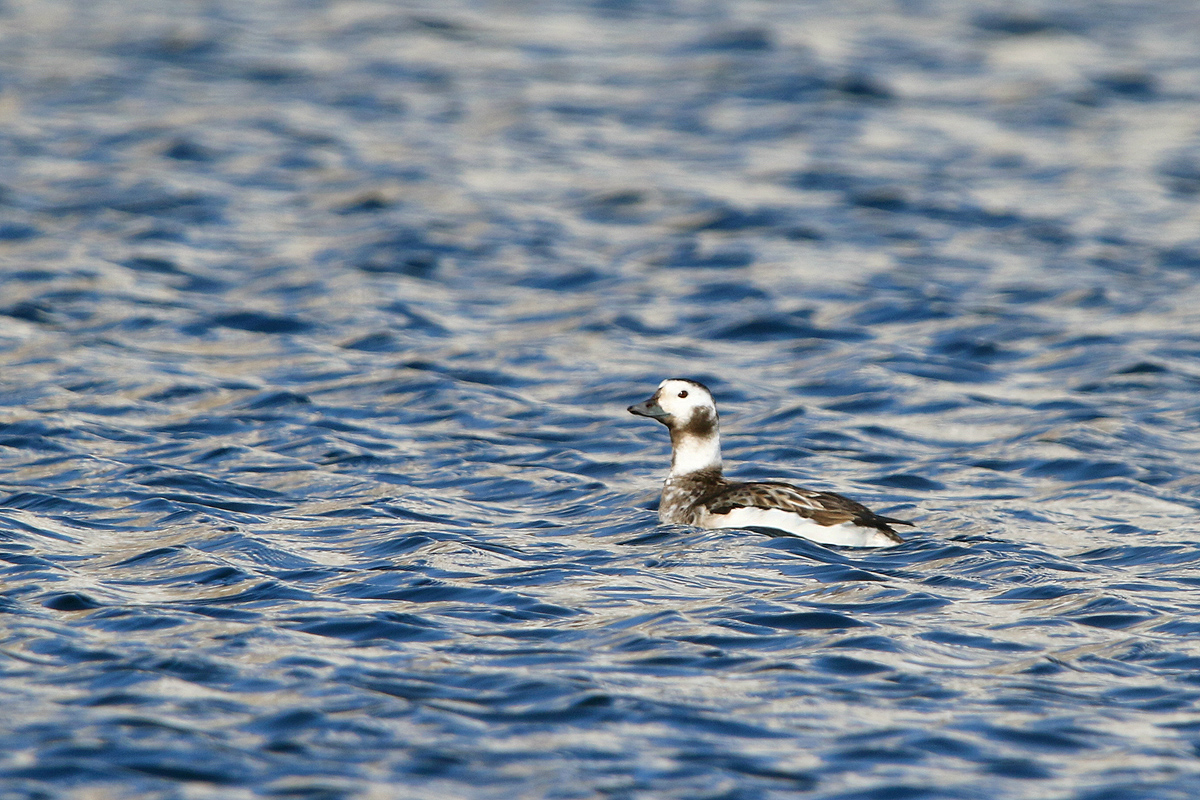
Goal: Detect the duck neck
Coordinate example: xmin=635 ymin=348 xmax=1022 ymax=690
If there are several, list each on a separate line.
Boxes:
xmin=668 ymin=428 xmax=722 ymax=477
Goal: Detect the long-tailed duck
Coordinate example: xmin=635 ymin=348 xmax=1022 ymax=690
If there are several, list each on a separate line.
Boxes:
xmin=628 ymin=378 xmax=912 ymax=548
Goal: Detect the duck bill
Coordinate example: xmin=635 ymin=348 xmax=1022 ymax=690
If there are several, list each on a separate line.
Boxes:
xmin=628 ymin=396 xmax=670 ymax=421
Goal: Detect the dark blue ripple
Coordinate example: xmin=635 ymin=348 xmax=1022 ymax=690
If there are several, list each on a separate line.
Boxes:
xmin=133 ymin=473 xmax=284 ymax=499
xmin=706 ymin=312 xmax=868 ymax=342
xmin=918 ymin=631 xmax=1039 ymax=652
xmin=43 ymin=592 xmax=104 ymax=611
xmin=202 ymin=311 xmax=315 ymax=334
xmin=292 ymin=616 xmax=452 ymax=642
xmin=738 ymin=612 xmax=873 ymax=630
xmin=975 ymin=724 xmax=1097 ymax=753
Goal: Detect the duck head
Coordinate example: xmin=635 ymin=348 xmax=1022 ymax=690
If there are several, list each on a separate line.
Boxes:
xmin=629 ymin=378 xmax=721 ymax=475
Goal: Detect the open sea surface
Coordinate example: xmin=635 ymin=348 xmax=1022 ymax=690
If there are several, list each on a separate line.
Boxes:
xmin=5 ymin=1 xmax=1200 ymax=797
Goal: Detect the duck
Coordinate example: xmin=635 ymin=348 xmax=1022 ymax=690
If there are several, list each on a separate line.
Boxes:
xmin=628 ymin=378 xmax=912 ymax=548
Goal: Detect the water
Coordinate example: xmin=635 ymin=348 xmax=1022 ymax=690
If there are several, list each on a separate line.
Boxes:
xmin=3 ymin=0 xmax=1200 ymax=797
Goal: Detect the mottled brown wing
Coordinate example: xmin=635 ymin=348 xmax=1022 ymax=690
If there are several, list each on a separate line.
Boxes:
xmin=702 ymin=481 xmax=910 ymax=534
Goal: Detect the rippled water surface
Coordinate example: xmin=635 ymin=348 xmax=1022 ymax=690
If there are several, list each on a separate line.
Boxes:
xmin=5 ymin=0 xmax=1200 ymax=797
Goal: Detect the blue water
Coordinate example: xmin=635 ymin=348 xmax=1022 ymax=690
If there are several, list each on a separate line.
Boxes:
xmin=3 ymin=0 xmax=1200 ymax=797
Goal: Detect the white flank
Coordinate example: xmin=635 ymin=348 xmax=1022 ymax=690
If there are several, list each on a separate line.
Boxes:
xmin=704 ymin=507 xmax=900 ymax=548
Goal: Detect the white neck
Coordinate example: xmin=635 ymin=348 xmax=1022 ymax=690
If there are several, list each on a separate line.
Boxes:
xmin=670 ymin=431 xmax=722 ymax=476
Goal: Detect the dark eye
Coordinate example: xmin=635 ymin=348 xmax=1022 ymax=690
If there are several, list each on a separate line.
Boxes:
xmin=677 ymin=390 xmax=688 ymax=398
